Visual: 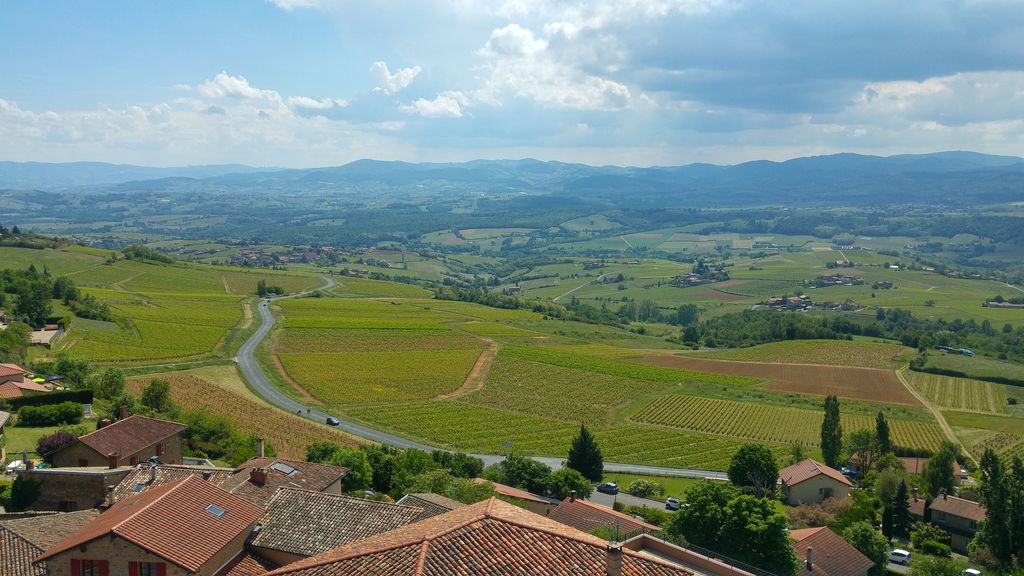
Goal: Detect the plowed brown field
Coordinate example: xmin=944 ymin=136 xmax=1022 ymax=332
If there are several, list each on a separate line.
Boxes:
xmin=640 ymin=355 xmax=920 ymax=406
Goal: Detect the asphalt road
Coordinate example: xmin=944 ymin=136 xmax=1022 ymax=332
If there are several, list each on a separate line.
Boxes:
xmin=237 ymin=276 xmax=729 ymax=478
xmin=589 ymin=488 xmax=669 ymax=510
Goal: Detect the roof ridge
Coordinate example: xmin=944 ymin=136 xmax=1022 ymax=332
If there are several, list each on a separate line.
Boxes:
xmin=414 ymin=539 xmax=429 ymax=576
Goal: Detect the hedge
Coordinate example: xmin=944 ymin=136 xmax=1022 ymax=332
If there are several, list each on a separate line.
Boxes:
xmin=16 ymin=402 xmax=83 ymax=427
xmin=9 ymin=390 xmax=93 ymax=410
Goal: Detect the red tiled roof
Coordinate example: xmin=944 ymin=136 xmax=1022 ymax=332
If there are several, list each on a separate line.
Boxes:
xmin=1 ymin=510 xmax=101 ymax=576
xmin=929 ymin=495 xmax=986 ymax=522
xmin=909 ymin=498 xmax=926 ymax=518
xmin=111 ymin=464 xmax=236 ymax=502
xmin=900 ymin=458 xmax=964 ymax=477
xmin=0 ymin=381 xmax=23 ymax=398
xmin=35 ymin=476 xmax=264 ymax=572
xmin=780 ymin=460 xmax=853 ymax=488
xmin=549 ymin=496 xmax=660 ymax=536
xmin=0 ymin=363 xmax=26 ymax=378
xmin=10 ymin=378 xmax=49 ymax=393
xmin=66 ymin=414 xmax=187 ymax=459
xmin=220 ymin=457 xmax=349 ymax=507
xmin=214 ymin=551 xmax=279 ymax=576
xmin=790 ymin=527 xmax=875 ymax=576
xmin=472 ymin=477 xmax=556 ymax=505
xmin=265 ymin=498 xmax=691 ymax=576
xmin=395 ymin=492 xmax=464 ymax=521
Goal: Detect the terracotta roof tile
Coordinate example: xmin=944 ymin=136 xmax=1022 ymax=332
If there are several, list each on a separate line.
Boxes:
xmin=790 ymin=527 xmax=874 ymax=576
xmin=65 ymin=414 xmax=187 ymax=459
xmin=221 ymin=457 xmax=348 ymax=507
xmin=548 ymin=496 xmax=660 ymax=536
xmin=250 ymin=488 xmax=425 ymax=557
xmin=472 ymin=477 xmax=559 ymax=505
xmin=265 ymin=498 xmax=690 ymax=576
xmin=0 ymin=363 xmax=26 ymax=378
xmin=36 ymin=476 xmax=264 ymax=572
xmin=214 ymin=551 xmax=279 ymax=576
xmin=111 ymin=464 xmax=236 ymax=502
xmin=780 ymin=460 xmax=853 ymax=488
xmin=929 ymin=495 xmax=986 ymax=522
xmin=0 ymin=381 xmax=23 ymax=398
xmin=2 ymin=511 xmax=100 ymax=576
xmin=395 ymin=493 xmax=464 ymax=521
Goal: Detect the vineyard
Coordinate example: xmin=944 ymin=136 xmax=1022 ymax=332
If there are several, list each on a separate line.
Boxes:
xmin=702 ymin=339 xmax=914 ymax=370
xmin=643 ymin=355 xmax=919 ymax=405
xmin=275 ymin=328 xmax=482 ymax=353
xmin=462 ymin=356 xmax=671 ymax=425
xmin=343 ymin=400 xmax=767 ymax=470
xmin=969 ymin=432 xmax=1024 ymax=464
xmin=501 ymin=345 xmax=759 ymax=386
xmin=331 ymin=276 xmax=433 ymax=298
xmin=631 ymin=395 xmax=945 ymax=451
xmin=906 ymin=371 xmax=1007 ymax=414
xmin=126 ymin=371 xmax=361 ymax=459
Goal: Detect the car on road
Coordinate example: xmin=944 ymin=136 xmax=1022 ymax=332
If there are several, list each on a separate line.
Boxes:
xmin=889 ymin=549 xmax=911 ymax=565
xmin=596 ymin=482 xmax=619 ymax=495
xmin=963 ymin=569 xmax=981 ymax=576
xmin=325 ymin=417 xmax=340 ymax=426
xmin=665 ymin=497 xmax=681 ymax=511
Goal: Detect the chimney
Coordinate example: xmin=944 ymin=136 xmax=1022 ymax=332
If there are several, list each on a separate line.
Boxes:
xmin=21 ymin=451 xmax=32 ymax=470
xmin=104 ymin=485 xmax=115 ymax=508
xmin=605 ymin=544 xmax=622 ymax=576
xmin=256 ymin=438 xmax=265 ymax=459
xmin=250 ymin=467 xmax=267 ymax=486
xmin=119 ymin=405 xmax=128 ymax=420
xmin=806 ymin=547 xmax=814 ymax=571
xmin=913 ymin=487 xmax=919 ymax=502
xmin=107 ymin=452 xmax=119 ymax=469
xmin=149 ymin=462 xmax=158 ymax=484
xmin=570 ymin=490 xmax=576 ymax=502
xmin=97 ymin=418 xmax=111 ymax=429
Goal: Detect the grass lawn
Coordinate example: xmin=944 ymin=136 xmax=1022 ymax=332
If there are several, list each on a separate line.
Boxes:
xmin=600 ymin=472 xmax=723 ymax=499
xmin=4 ymin=425 xmax=63 ymax=460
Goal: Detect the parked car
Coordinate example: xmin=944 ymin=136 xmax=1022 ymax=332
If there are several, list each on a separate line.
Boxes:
xmin=665 ymin=497 xmax=681 ymax=511
xmin=889 ymin=549 xmax=912 ymax=565
xmin=963 ymin=569 xmax=981 ymax=576
xmin=326 ymin=416 xmax=341 ymax=426
xmin=596 ymin=482 xmax=619 ymax=495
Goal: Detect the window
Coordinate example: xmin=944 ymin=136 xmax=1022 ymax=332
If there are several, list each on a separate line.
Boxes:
xmin=130 ymin=455 xmax=138 ymax=466
xmin=78 ymin=458 xmax=89 ymax=467
xmin=937 ymin=512 xmax=947 ymax=521
xmin=129 ymin=561 xmax=166 ymax=576
xmin=71 ymin=559 xmax=108 ymax=576
xmin=58 ymin=500 xmax=78 ymax=512
xmin=970 ymin=520 xmax=978 ymax=529
xmin=156 ymin=442 xmax=164 ymax=456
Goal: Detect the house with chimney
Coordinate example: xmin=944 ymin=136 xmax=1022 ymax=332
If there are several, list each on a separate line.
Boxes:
xmin=791 ymin=526 xmax=875 ymax=576
xmin=47 ymin=410 xmax=187 ymax=468
xmin=926 ymin=493 xmax=986 ymax=553
xmin=548 ymin=491 xmax=660 ymax=538
xmin=14 ymin=466 xmax=133 ymax=512
xmin=34 ymin=476 xmax=265 ymax=576
xmin=262 ymin=497 xmax=693 ymax=576
xmin=779 ymin=459 xmax=853 ymax=505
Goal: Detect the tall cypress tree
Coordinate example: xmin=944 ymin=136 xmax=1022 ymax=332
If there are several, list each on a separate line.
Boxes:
xmin=979 ymin=448 xmax=1012 ymax=566
xmin=1010 ymin=456 xmax=1024 ymax=565
xmin=876 ymin=411 xmax=892 ymax=454
xmin=893 ymin=480 xmax=912 ymax=537
xmin=566 ymin=424 xmax=604 ymax=482
xmin=821 ymin=395 xmax=843 ymax=468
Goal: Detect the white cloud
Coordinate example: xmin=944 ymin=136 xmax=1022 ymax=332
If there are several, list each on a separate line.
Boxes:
xmin=265 ymin=0 xmax=324 ymax=11
xmin=369 ymin=61 xmax=422 ymax=95
xmin=287 ymin=95 xmax=349 ymax=109
xmin=197 ymin=73 xmax=287 ymax=110
xmin=400 ymin=91 xmax=467 ymax=118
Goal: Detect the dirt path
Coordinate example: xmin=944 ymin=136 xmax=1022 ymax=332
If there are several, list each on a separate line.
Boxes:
xmin=435 ymin=338 xmax=499 ymax=400
xmin=896 ymin=366 xmax=977 ymax=466
xmin=620 ymin=235 xmax=634 ymax=249
xmin=553 ymin=274 xmax=604 ymax=302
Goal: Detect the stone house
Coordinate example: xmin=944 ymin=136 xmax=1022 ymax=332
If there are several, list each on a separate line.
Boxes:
xmin=48 ymin=412 xmax=186 ymax=468
xmin=928 ymin=493 xmax=986 ymax=554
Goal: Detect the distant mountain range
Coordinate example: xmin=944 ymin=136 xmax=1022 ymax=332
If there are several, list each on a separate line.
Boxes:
xmin=3 ymin=151 xmax=1023 ymax=207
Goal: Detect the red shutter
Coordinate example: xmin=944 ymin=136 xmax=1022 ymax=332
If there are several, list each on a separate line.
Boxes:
xmin=156 ymin=442 xmax=164 ymax=456
xmin=71 ymin=559 xmax=81 ymax=576
xmin=128 ymin=562 xmax=139 ymax=576
xmin=130 ymin=456 xmax=138 ymax=466
xmin=156 ymin=563 xmax=167 ymax=576
xmin=78 ymin=459 xmax=89 ymax=467
xmin=99 ymin=560 xmax=109 ymax=576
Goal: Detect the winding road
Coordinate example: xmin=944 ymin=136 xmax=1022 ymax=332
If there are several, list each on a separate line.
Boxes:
xmin=237 ymin=275 xmax=727 ymax=478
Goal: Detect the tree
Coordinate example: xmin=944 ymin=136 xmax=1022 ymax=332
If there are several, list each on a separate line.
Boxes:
xmin=719 ymin=495 xmax=798 ymax=575
xmin=306 ymin=441 xmax=341 ymax=463
xmin=910 ymin=557 xmax=960 ymax=576
xmin=431 ymin=451 xmax=484 ymax=478
xmin=566 ymin=424 xmax=603 ymax=482
xmin=141 ymin=379 xmax=173 ymax=414
xmin=727 ymin=443 xmax=779 ymax=498
xmin=668 ymin=481 xmax=739 ymax=548
xmin=892 ymin=480 xmax=912 ymax=538
xmin=257 ymin=279 xmax=268 ymax=297
xmin=924 ymin=441 xmax=959 ymax=497
xmin=91 ymin=367 xmax=125 ymax=401
xmin=847 ymin=429 xmax=879 ymax=473
xmin=14 ymin=280 xmax=52 ymax=327
xmin=497 ymin=454 xmax=552 ymax=496
xmin=821 ymin=395 xmax=843 ymax=468
xmin=1010 ymin=456 xmax=1024 ymax=567
xmin=674 ymin=304 xmax=699 ymax=326
xmin=36 ymin=430 xmax=77 ymax=460
xmin=976 ymin=448 xmax=1012 ymax=566
xmin=0 ymin=321 xmax=30 ymax=360
xmin=408 ymin=469 xmax=495 ymax=504
xmin=56 ymin=357 xmax=93 ymax=390
xmin=548 ymin=468 xmax=592 ymax=500
xmin=843 ymin=521 xmax=890 ymax=576
xmin=876 ymin=412 xmax=892 ymax=454
xmin=328 ymin=447 xmax=373 ymax=491
xmin=8 ymin=476 xmax=40 ymax=512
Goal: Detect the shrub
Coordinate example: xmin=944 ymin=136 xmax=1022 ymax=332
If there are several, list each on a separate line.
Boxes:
xmin=37 ymin=430 xmax=77 ymax=458
xmin=16 ymin=401 xmax=82 ymax=426
xmin=911 ymin=522 xmax=951 ymax=549
xmin=627 ymin=478 xmax=663 ymax=499
xmin=918 ymin=540 xmax=952 ymax=557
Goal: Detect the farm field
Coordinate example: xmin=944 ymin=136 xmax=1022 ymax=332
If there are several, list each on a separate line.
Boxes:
xmin=922 ymin=353 xmax=1024 ymax=385
xmin=700 ymin=339 xmax=914 ymax=370
xmin=330 ymin=276 xmax=433 ymax=298
xmin=126 ymin=367 xmax=362 ymax=460
xmin=946 ymin=410 xmax=1024 ymax=463
xmin=905 ymin=371 xmax=1008 ymax=414
xmin=640 ymin=354 xmax=918 ymax=405
xmin=631 ymin=395 xmax=945 ymax=451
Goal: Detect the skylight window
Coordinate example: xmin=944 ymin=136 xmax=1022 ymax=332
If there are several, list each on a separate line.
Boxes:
xmin=270 ymin=462 xmax=297 ymax=476
xmin=205 ymin=504 xmax=227 ymax=517
xmin=133 ymin=483 xmax=146 ymax=493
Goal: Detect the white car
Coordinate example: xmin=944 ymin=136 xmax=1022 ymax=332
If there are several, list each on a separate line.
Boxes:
xmin=889 ymin=549 xmax=911 ymax=565
xmin=963 ymin=569 xmax=981 ymax=576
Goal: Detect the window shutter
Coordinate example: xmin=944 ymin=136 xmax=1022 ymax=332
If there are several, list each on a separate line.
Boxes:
xmin=71 ymin=559 xmax=82 ymax=576
xmin=156 ymin=563 xmax=167 ymax=576
xmin=99 ymin=560 xmax=110 ymax=576
xmin=128 ymin=562 xmax=139 ymax=576
xmin=156 ymin=443 xmax=164 ymax=456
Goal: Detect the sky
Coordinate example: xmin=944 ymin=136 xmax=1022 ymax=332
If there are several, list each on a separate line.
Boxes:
xmin=1 ymin=0 xmax=1023 ymax=167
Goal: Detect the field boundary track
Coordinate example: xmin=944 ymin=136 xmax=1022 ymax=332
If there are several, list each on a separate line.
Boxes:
xmin=434 ymin=338 xmax=499 ymax=400
xmin=896 ymin=366 xmax=976 ymax=466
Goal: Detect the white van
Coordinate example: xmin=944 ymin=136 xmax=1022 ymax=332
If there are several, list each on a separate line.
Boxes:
xmin=889 ymin=549 xmax=912 ymax=565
